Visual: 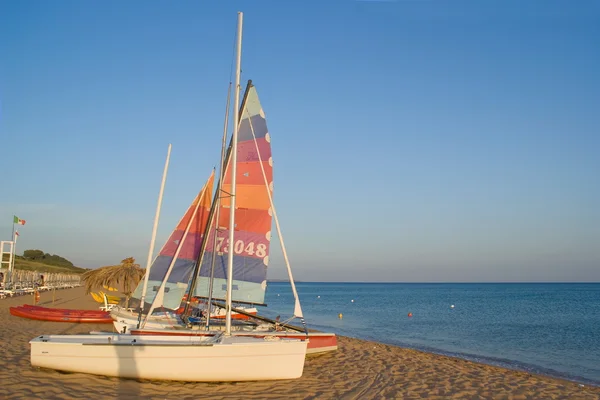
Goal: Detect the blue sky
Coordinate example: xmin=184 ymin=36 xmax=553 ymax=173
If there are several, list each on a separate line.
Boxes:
xmin=0 ymin=0 xmax=598 ymax=282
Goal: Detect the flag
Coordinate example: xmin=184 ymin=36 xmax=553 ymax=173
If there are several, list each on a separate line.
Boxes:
xmin=13 ymin=216 xmax=26 ymax=225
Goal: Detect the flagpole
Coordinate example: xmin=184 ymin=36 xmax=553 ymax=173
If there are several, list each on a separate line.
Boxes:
xmin=10 ymin=220 xmax=16 ymax=285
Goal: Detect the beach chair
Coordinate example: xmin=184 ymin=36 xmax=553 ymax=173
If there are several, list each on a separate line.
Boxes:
xmin=99 ymin=291 xmax=121 ymax=304
xmin=100 ymin=293 xmax=116 ymax=311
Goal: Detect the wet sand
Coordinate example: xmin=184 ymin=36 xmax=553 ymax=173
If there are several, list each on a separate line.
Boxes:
xmin=1 ymin=286 xmax=598 ymax=399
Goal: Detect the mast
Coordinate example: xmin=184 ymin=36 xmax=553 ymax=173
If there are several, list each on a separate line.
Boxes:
xmin=204 ymin=83 xmax=231 ymax=328
xmin=181 ymin=81 xmax=253 ymax=319
xmin=225 ymin=11 xmax=243 ymax=335
xmin=181 ymin=84 xmax=231 ymax=320
xmin=137 ymin=143 xmax=171 ymax=328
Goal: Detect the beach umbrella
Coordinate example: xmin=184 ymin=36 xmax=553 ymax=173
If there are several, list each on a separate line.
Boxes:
xmin=82 ymin=257 xmax=145 ymax=308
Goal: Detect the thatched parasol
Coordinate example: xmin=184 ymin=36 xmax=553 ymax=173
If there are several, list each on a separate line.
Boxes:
xmin=82 ymin=257 xmax=145 ymax=308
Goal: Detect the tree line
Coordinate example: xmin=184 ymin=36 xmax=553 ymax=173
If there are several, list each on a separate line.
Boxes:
xmin=21 ymin=249 xmax=75 ymax=268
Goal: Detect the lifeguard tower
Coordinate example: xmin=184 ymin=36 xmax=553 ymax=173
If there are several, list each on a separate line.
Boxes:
xmin=1 ymin=240 xmax=15 ymax=288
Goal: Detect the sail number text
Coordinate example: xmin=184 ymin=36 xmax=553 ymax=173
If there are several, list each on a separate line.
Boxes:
xmin=215 ymin=237 xmax=267 ymax=258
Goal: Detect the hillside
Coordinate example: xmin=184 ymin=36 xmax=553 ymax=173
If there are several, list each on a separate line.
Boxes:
xmin=12 ymin=256 xmax=88 ymax=274
xmin=2 ymin=249 xmax=89 ymax=274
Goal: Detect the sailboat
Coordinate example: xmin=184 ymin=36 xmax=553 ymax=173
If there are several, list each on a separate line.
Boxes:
xmin=108 ymin=166 xmax=256 ymax=331
xmin=104 ymin=80 xmax=337 ymax=355
xmin=104 ymin=81 xmax=337 ymax=354
xmin=100 ymin=39 xmax=336 ymax=356
xmin=29 ymin=12 xmax=309 ymax=382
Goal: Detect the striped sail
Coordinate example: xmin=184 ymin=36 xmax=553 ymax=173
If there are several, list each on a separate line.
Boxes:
xmin=194 ymin=84 xmax=272 ymax=305
xmin=132 ymin=170 xmax=215 ymax=310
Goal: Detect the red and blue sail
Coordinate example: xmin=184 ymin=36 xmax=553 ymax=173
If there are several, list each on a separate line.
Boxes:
xmin=132 ymin=171 xmax=215 ymax=310
xmin=194 ymin=84 xmax=273 ymax=305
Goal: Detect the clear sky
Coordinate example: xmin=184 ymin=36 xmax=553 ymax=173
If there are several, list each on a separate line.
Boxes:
xmin=0 ymin=0 xmax=598 ymax=282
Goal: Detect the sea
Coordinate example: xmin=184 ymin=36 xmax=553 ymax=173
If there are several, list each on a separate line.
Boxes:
xmin=261 ymin=282 xmax=600 ymax=386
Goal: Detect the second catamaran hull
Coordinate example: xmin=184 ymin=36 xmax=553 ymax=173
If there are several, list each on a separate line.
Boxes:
xmin=107 ymin=315 xmax=337 ymax=355
xmin=110 ymin=307 xmax=258 ymax=334
xmin=30 ymin=334 xmax=307 ymax=381
xmin=108 ymin=307 xmax=337 ymax=354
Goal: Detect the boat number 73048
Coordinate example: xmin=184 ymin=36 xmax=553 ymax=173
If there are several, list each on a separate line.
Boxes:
xmin=215 ymin=237 xmax=267 ymax=257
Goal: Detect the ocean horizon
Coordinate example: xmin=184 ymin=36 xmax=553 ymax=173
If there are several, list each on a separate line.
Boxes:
xmin=261 ymin=282 xmax=600 ymax=386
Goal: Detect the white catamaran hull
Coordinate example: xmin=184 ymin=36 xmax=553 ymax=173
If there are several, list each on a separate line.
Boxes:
xmin=30 ymin=334 xmax=307 ymax=381
xmin=110 ymin=306 xmax=258 ymax=334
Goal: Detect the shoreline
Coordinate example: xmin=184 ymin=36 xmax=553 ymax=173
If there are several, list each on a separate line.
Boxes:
xmin=350 ymin=336 xmax=600 ymax=389
xmin=371 ymin=338 xmax=599 ymax=389
xmin=1 ymin=287 xmax=599 ymax=399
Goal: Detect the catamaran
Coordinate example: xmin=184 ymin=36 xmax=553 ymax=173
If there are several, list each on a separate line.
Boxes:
xmin=29 ymin=12 xmax=309 ymax=382
xmin=104 ymin=79 xmax=337 ymax=355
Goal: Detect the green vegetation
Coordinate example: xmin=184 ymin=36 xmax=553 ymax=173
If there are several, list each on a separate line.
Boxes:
xmin=2 ymin=249 xmax=88 ymax=274
xmin=22 ymin=249 xmax=76 ymax=268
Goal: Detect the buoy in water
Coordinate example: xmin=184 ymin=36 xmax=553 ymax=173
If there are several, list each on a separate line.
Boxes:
xmin=338 ymin=313 xmax=343 ymax=319
xmin=317 ymin=295 xmax=320 ymax=298
xmin=408 ymin=312 xmax=413 ymax=317
xmin=351 ymin=299 xmax=354 ymax=303
xmin=450 ymin=304 xmax=455 ymax=308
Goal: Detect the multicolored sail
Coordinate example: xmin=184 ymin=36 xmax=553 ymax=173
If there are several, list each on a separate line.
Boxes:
xmin=194 ymin=83 xmax=272 ymax=305
xmin=132 ymin=170 xmax=215 ymax=310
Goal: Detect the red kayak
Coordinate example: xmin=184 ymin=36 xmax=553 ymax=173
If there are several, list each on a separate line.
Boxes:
xmin=13 ymin=307 xmax=109 ymax=318
xmin=9 ymin=305 xmax=113 ymax=323
xmin=18 ymin=304 xmax=109 ymax=316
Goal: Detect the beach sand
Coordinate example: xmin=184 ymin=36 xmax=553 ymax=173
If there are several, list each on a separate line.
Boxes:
xmin=1 ymin=287 xmax=598 ymax=399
